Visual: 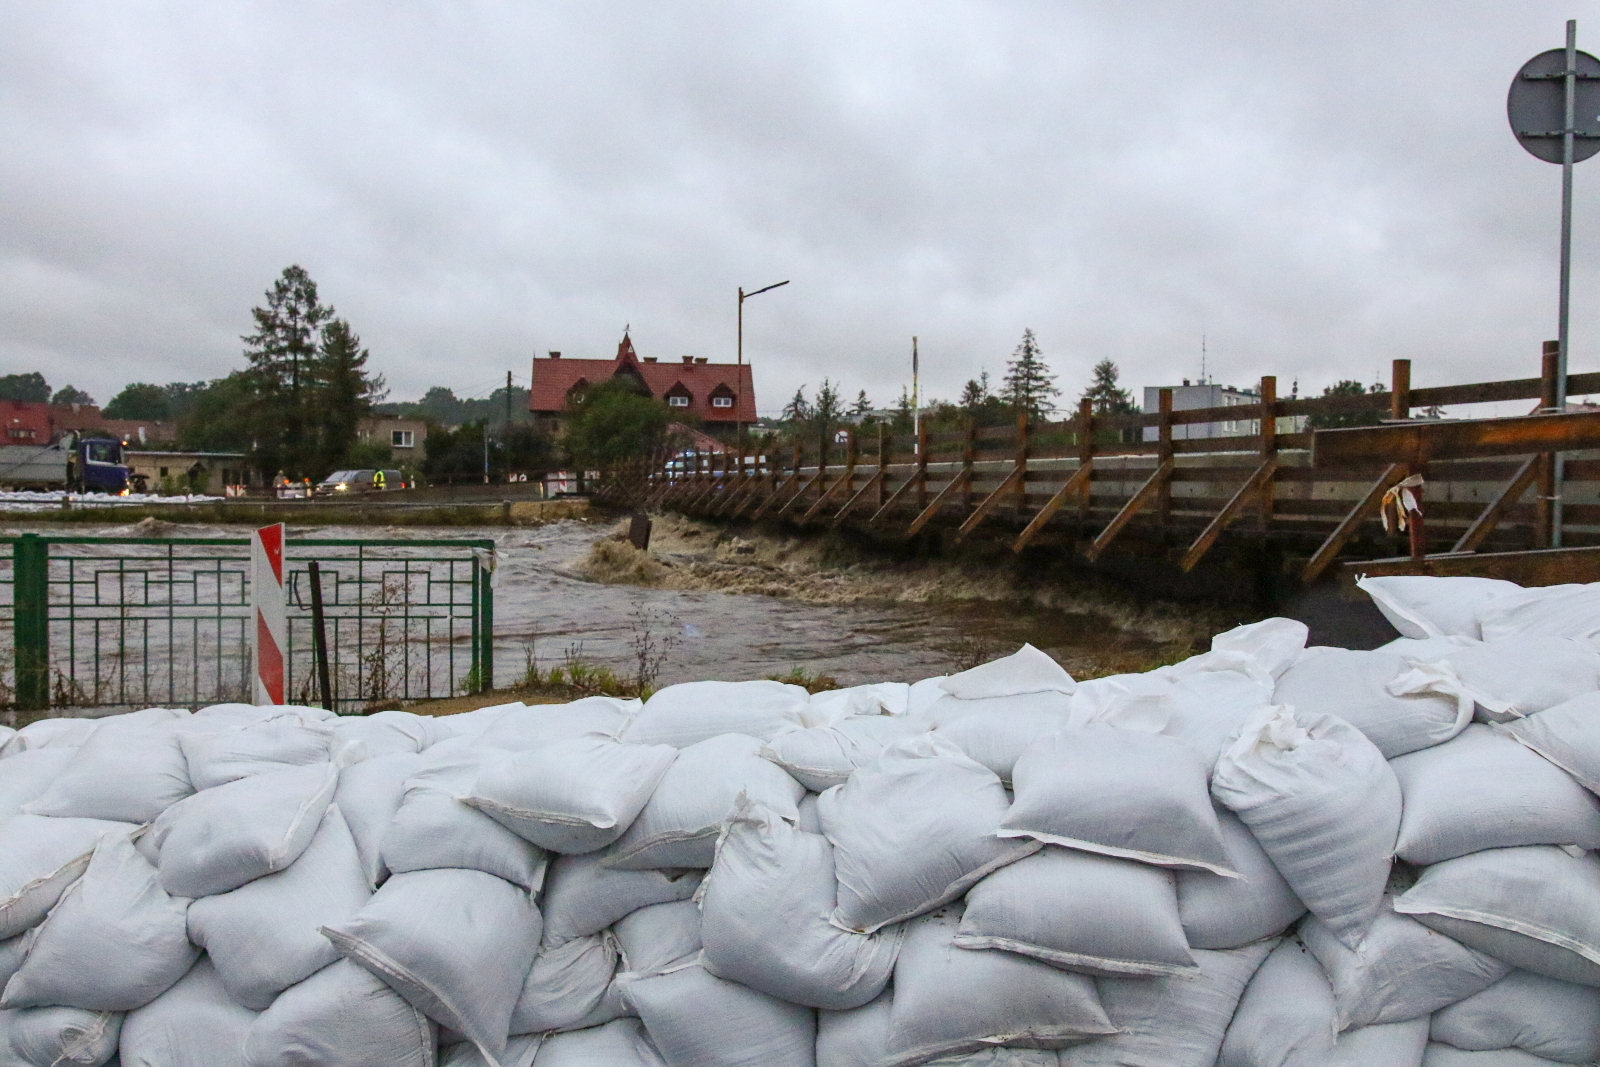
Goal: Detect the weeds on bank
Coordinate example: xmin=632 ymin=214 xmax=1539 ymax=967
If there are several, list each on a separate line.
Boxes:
xmin=765 ymin=667 xmax=841 ymax=693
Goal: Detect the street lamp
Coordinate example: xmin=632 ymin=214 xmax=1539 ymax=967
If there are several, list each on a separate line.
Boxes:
xmin=737 ymin=280 xmax=789 ymax=462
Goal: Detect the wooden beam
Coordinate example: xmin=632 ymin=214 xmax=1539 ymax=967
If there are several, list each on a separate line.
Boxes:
xmin=1084 ymin=460 xmax=1174 ymax=562
xmin=799 ymin=470 xmax=852 ymax=523
xmin=1339 ymin=544 xmax=1600 ymax=588
xmin=750 ymin=470 xmax=804 ymax=520
xmin=1257 ymin=375 xmax=1277 ymax=531
xmin=831 ymin=470 xmax=885 ymax=529
xmin=1178 ymin=460 xmax=1278 ymax=572
xmin=1300 ymin=463 xmax=1408 ymax=584
xmin=956 ymin=468 xmax=1023 ymax=541
xmin=1076 ymin=398 xmax=1095 ymax=518
xmin=1390 ymin=359 xmax=1411 ymax=421
xmin=905 ymin=471 xmax=971 ymax=537
xmin=868 ymin=470 xmax=919 ymax=526
xmin=772 ymin=469 xmax=826 ymax=518
xmin=1312 ymin=409 xmax=1600 ymax=467
xmin=1011 ymin=461 xmax=1094 ymax=553
xmin=1453 ymin=454 xmax=1540 ymax=553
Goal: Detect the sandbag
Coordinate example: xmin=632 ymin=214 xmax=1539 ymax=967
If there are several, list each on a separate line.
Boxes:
xmin=1439 ymin=636 xmax=1600 ymax=723
xmin=242 ymin=959 xmax=434 ymax=1067
xmin=1476 ymin=582 xmax=1600 ymax=644
xmin=1272 ymin=648 xmax=1471 ymax=758
xmin=0 ymin=936 xmax=22 ymax=988
xmin=0 ymin=716 xmax=97 ymax=758
xmin=186 ymin=805 xmax=372 ymax=1009
xmin=700 ymin=798 xmax=900 ymax=1008
xmin=606 ymin=733 xmax=804 ymax=869
xmin=0 ymin=1006 xmax=122 ymax=1067
xmin=797 ymin=793 xmax=822 ymax=832
xmin=931 ymin=710 xmax=1066 ymax=783
xmin=180 ymin=715 xmax=336 ymax=791
xmin=150 ymin=760 xmax=339 ymax=897
xmin=615 ymin=900 xmax=701 ymax=976
xmin=1000 ymin=723 xmax=1234 ymax=875
xmin=530 ymin=1018 xmax=665 ymax=1067
xmin=1394 ymin=845 xmax=1600 ymax=987
xmin=0 ymin=748 xmax=78 ymax=821
xmin=0 ymin=814 xmax=134 ymax=940
xmin=2 ymin=831 xmax=195 ymax=1012
xmin=907 ymin=676 xmax=951 ymax=716
xmin=1073 ymin=939 xmax=1276 ymax=1067
xmin=329 ymin=709 xmax=435 ymax=757
xmin=807 ymin=683 xmax=912 ymax=721
xmin=24 ymin=718 xmax=193 ymax=823
xmin=323 ymin=868 xmax=540 ymax=1066
xmin=464 ymin=735 xmax=677 ymax=854
xmin=624 ymin=962 xmax=816 ymax=1067
xmin=818 ymin=735 xmax=1039 ymax=934
xmin=815 ymin=992 xmax=891 ymax=1067
xmin=475 ymin=697 xmax=636 ymax=750
xmin=1421 ymin=1046 xmax=1566 ymax=1066
xmin=511 ymin=933 xmax=619 ymax=1035
xmin=621 ymin=680 xmax=813 ymax=747
xmin=1357 ymin=576 xmax=1520 ymax=640
xmin=1301 ymin=901 xmax=1510 ymax=1030
xmin=952 ymin=847 xmax=1195 ymax=977
xmin=540 ymin=853 xmax=701 ymax=946
xmin=1212 ymin=705 xmax=1401 ymax=949
xmin=937 ymin=644 xmax=1076 ymax=699
xmin=442 ymin=1034 xmax=542 ymax=1067
xmin=1218 ymin=937 xmax=1432 ymax=1067
xmin=384 ymin=747 xmax=548 ymax=888
xmin=1210 ymin=617 xmax=1309 ymax=679
xmin=924 ymin=691 xmax=1074 ymax=731
xmin=1430 ymin=969 xmax=1600 ymax=1064
xmin=119 ymin=956 xmax=258 ymax=1067
xmin=1177 ymin=805 xmax=1305 ymax=949
xmin=334 ymin=751 xmax=422 ymax=887
xmin=883 ymin=909 xmax=1113 ymax=1067
xmin=1390 ymin=724 xmax=1600 ymax=864
xmin=1497 ymin=690 xmax=1600 ymax=793
xmin=761 ymin=717 xmax=932 ymax=791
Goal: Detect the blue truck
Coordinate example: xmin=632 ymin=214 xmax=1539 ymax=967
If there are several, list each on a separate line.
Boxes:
xmin=0 ymin=435 xmax=130 ymax=493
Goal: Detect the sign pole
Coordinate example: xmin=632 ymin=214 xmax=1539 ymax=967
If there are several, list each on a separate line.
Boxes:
xmin=251 ymin=523 xmax=287 ymax=705
xmin=1555 ymin=20 xmax=1578 ymax=545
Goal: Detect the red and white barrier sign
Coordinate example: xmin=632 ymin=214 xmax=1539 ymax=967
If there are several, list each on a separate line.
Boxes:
xmin=251 ymin=522 xmax=287 ymax=705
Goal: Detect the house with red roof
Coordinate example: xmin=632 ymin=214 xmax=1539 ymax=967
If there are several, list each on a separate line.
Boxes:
xmin=529 ymin=332 xmax=756 ymax=435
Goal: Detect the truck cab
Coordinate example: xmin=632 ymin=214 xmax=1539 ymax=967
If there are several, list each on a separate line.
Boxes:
xmin=69 ymin=437 xmax=130 ymax=493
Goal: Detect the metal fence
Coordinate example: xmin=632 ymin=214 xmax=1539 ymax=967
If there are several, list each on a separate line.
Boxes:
xmin=2 ymin=533 xmax=495 ymax=714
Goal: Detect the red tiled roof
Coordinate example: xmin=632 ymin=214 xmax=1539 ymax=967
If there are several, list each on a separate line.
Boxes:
xmin=529 ymin=333 xmax=756 ymax=423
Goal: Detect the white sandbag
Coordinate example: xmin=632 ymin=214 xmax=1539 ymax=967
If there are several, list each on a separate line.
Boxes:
xmin=1357 ymin=576 xmax=1520 ymax=640
xmin=1476 ymin=582 xmax=1600 ymax=643
xmin=1430 ymin=969 xmax=1600 ymax=1064
xmin=0 ymin=1006 xmax=122 ymax=1067
xmin=1272 ymin=648 xmax=1471 ymax=758
xmin=475 ymin=697 xmax=636 ymax=750
xmin=323 ymin=868 xmax=540 ymax=1066
xmin=815 ymin=992 xmax=891 ymax=1067
xmin=24 ymin=718 xmax=193 ymax=823
xmin=606 ymin=733 xmax=803 ymax=869
xmin=1218 ymin=938 xmax=1432 ymax=1067
xmin=1210 ymin=617 xmax=1309 ymax=678
xmin=180 ymin=715 xmax=336 ymax=791
xmin=621 ymin=680 xmax=813 ymax=747
xmin=511 ymin=933 xmax=618 ymax=1035
xmin=797 ymin=793 xmax=822 ymax=832
xmin=0 ymin=814 xmax=133 ymax=940
xmin=884 ymin=909 xmax=1113 ymax=1066
xmin=0 ymin=936 xmax=22 ymax=988
xmin=443 ymin=1034 xmax=543 ymax=1067
xmin=384 ymin=747 xmax=547 ymax=888
xmin=907 ymin=676 xmax=950 ymax=716
xmin=149 ymin=760 xmax=339 ymax=897
xmin=1301 ymin=901 xmax=1510 ymax=1030
xmin=761 ymin=717 xmax=932 ymax=791
xmin=1421 ymin=1046 xmax=1565 ymax=1066
xmin=1177 ymin=804 xmax=1305 ymax=949
xmin=425 ymin=702 xmax=527 ymax=742
xmin=931 ymin=710 xmax=1065 ymax=783
xmin=532 ymin=1018 xmax=665 ymax=1066
xmin=1000 ymin=722 xmax=1234 ymax=875
xmin=242 ymin=959 xmax=434 ymax=1067
xmin=1391 ymin=724 xmax=1600 ymax=864
xmin=700 ymin=798 xmax=899 ymax=1008
xmin=186 ymin=805 xmax=372 ymax=1009
xmin=540 ymin=853 xmax=701 ymax=946
xmin=0 ymin=725 xmax=13 ymax=752
xmin=925 ymin=691 xmax=1074 ymax=731
xmin=1 ymin=832 xmax=195 ymax=1012
xmin=1438 ymin=636 xmax=1600 ymax=723
xmin=334 ymin=751 xmax=423 ymax=887
xmin=1073 ymin=939 xmax=1276 ymax=1067
xmin=1394 ymin=845 xmax=1600 ymax=987
xmin=1498 ymin=691 xmax=1600 ymax=793
xmin=624 ymin=962 xmax=816 ymax=1067
xmin=938 ymin=644 xmax=1075 ymax=699
xmin=1211 ymin=705 xmax=1401 ymax=949
xmin=615 ymin=900 xmax=702 ymax=975
xmin=0 ymin=748 xmax=77 ymax=821
xmin=465 ymin=735 xmax=678 ymax=854
xmin=953 ymin=847 xmax=1194 ymax=977
xmin=0 ymin=716 xmax=97 ymax=758
xmin=818 ymin=735 xmax=1039 ymax=934
xmin=330 ymin=710 xmax=435 ymax=757
xmin=807 ymin=683 xmax=911 ymax=722
xmin=120 ymin=956 xmax=259 ymax=1067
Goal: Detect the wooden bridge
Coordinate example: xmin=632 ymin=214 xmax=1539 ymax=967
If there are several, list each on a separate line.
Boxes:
xmin=649 ymin=348 xmax=1600 ymax=588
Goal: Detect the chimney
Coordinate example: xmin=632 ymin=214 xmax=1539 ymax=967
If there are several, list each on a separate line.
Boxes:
xmin=643 ymin=357 xmax=657 ymax=363
xmin=695 ymin=357 xmax=708 ymax=365
xmin=548 ymin=351 xmax=561 ymax=359
xmin=682 ymin=355 xmax=694 ymax=364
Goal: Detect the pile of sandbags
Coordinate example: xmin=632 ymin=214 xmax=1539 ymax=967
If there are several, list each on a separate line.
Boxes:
xmin=3 ymin=574 xmax=1600 ymax=1067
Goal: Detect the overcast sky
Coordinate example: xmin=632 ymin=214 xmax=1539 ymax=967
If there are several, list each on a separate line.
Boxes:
xmin=4 ymin=2 xmax=1599 ymax=416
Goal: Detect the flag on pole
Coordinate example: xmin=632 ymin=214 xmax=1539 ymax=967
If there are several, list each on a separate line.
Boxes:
xmin=251 ymin=523 xmax=287 ymax=705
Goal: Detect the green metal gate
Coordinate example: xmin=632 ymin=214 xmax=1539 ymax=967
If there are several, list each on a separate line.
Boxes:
xmin=2 ymin=533 xmax=495 ymax=714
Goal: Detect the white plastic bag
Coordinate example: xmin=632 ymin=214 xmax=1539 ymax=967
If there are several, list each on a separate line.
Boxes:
xmin=330 ymin=710 xmax=435 ymax=758
xmin=953 ymin=847 xmax=1195 ymax=977
xmin=622 ymin=680 xmax=813 ymax=747
xmin=1176 ymin=805 xmax=1305 ymax=950
xmin=242 ymin=959 xmax=434 ymax=1067
xmin=511 ymin=933 xmax=619 ymax=1035
xmin=606 ymin=734 xmax=803 ymax=869
xmin=624 ymin=962 xmax=817 ymax=1067
xmin=0 ymin=814 xmax=133 ymax=940
xmin=1498 ymin=690 xmax=1600 ymax=792
xmin=384 ymin=747 xmax=548 ymax=888
xmin=531 ymin=1018 xmax=666 ymax=1066
xmin=1 ymin=832 xmax=195 ymax=1012
xmin=760 ymin=717 xmax=932 ymax=791
xmin=931 ymin=710 xmax=1066 ymax=783
xmin=465 ymin=735 xmax=678 ymax=854
xmin=1210 ymin=617 xmax=1309 ymax=679
xmin=700 ymin=798 xmax=900 ymax=1008
xmin=1439 ymin=635 xmax=1600 ymax=723
xmin=818 ymin=736 xmax=1038 ymax=933
xmin=442 ymin=1034 xmax=542 ymax=1067
xmin=180 ymin=715 xmax=335 ymax=791
xmin=186 ymin=805 xmax=372 ymax=1010
xmin=0 ymin=748 xmax=78 ymax=822
xmin=1273 ymin=649 xmax=1471 ymax=758
xmin=1419 ymin=1044 xmax=1556 ymax=1065
xmin=119 ymin=956 xmax=259 ymax=1067
xmin=334 ymin=751 xmax=422 ymax=887
xmin=24 ymin=718 xmax=193 ymax=823
xmin=937 ymin=644 xmax=1076 ymax=699
xmin=475 ymin=697 xmax=636 ymax=750
xmin=1211 ymin=705 xmax=1401 ymax=949
xmin=615 ymin=899 xmax=701 ymax=976
xmin=815 ymin=992 xmax=891 ymax=1067
xmin=807 ymin=683 xmax=911 ymax=721
xmin=1476 ymin=583 xmax=1600 ymax=643
xmin=540 ymin=853 xmax=701 ymax=947
xmin=1357 ymin=576 xmax=1520 ymax=640
xmin=0 ymin=716 xmax=97 ymax=758
xmin=1390 ymin=724 xmax=1600 ymax=864
xmin=1429 ymin=969 xmax=1600 ymax=1063
xmin=0 ymin=1005 xmax=122 ymax=1067
xmin=323 ymin=868 xmax=541 ymax=1066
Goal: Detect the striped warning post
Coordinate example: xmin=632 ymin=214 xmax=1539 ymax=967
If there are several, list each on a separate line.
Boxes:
xmin=251 ymin=522 xmax=287 ymax=705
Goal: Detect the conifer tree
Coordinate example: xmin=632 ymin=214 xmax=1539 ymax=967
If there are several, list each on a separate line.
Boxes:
xmin=1001 ymin=330 xmax=1060 ymax=418
xmin=1081 ymin=358 xmax=1137 ymax=416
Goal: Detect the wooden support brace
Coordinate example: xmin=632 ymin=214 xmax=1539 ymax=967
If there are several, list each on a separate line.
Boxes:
xmin=1011 ymin=461 xmax=1094 ymax=553
xmin=799 ymin=470 xmax=852 ymax=523
xmin=905 ymin=471 xmax=971 ymax=537
xmin=713 ymin=473 xmax=757 ymax=516
xmin=750 ymin=471 xmax=800 ymax=520
xmin=1300 ymin=463 xmax=1409 ymax=584
xmin=1178 ymin=460 xmax=1278 ymax=572
xmin=1084 ymin=460 xmax=1174 ymax=562
xmin=1453 ymin=455 xmax=1540 ymax=554
xmin=869 ymin=471 xmax=918 ymax=526
xmin=957 ymin=468 xmax=1024 ymax=541
xmin=831 ymin=470 xmax=885 ymax=529
xmin=774 ymin=470 xmax=826 ymax=518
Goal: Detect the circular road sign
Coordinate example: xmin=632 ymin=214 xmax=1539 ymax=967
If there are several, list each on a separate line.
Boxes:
xmin=1509 ymin=47 xmax=1600 ymax=163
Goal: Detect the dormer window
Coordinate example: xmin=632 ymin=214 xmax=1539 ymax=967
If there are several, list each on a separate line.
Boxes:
xmin=711 ymin=396 xmax=733 ymax=409
xmin=669 ymin=395 xmax=690 ymax=407
xmin=665 ymin=382 xmax=693 ymax=409
xmin=566 ymin=378 xmax=590 ymax=407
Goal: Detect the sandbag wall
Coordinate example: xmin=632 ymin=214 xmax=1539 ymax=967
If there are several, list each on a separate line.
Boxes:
xmin=3 ymin=573 xmax=1600 ymax=1067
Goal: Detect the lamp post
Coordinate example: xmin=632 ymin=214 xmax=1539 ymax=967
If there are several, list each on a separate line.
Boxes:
xmin=737 ymin=280 xmax=790 ymax=465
